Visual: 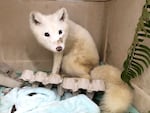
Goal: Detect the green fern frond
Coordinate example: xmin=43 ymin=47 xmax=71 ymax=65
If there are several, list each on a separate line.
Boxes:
xmin=121 ymin=0 xmax=150 ymax=87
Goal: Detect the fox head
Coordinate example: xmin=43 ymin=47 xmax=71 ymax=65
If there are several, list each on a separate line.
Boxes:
xmin=29 ymin=8 xmax=69 ymax=53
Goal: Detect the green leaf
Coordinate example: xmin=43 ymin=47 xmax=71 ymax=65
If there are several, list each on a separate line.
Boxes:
xmin=123 ymin=59 xmax=129 ymax=68
xmin=144 ymin=22 xmax=150 ymax=27
xmin=138 ymin=38 xmax=144 ymax=42
xmin=137 ymin=33 xmax=150 ymax=38
xmin=121 ymin=71 xmax=130 ymax=83
xmin=135 ymin=48 xmax=150 ymax=57
xmin=143 ymin=9 xmax=150 ymax=19
xmin=131 ymin=60 xmax=144 ymax=72
xmin=147 ymin=0 xmax=150 ymax=5
xmin=128 ymin=69 xmax=138 ymax=78
xmin=130 ymin=66 xmax=141 ymax=75
xmin=139 ymin=44 xmax=150 ymax=51
xmin=133 ymin=57 xmax=149 ymax=67
xmin=134 ymin=52 xmax=150 ymax=64
xmin=130 ymin=62 xmax=143 ymax=75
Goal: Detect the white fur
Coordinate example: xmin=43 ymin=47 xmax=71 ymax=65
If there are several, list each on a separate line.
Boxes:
xmin=29 ymin=8 xmax=99 ymax=78
xmin=91 ymin=65 xmax=133 ymax=113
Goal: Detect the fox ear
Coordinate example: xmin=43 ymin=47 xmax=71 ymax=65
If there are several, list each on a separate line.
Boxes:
xmin=56 ymin=8 xmax=68 ymax=22
xmin=30 ymin=12 xmax=43 ymax=25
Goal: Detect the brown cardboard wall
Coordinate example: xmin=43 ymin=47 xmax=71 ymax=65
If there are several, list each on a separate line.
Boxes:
xmin=0 ymin=0 xmax=105 ymax=71
xmin=105 ymin=0 xmax=150 ymax=112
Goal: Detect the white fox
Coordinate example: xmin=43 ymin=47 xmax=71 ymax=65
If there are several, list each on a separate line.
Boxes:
xmin=29 ymin=8 xmax=99 ymax=79
xmin=29 ymin=8 xmax=133 ymax=113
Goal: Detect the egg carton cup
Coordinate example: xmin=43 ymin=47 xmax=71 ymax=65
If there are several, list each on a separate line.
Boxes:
xmin=19 ymin=69 xmax=105 ymax=93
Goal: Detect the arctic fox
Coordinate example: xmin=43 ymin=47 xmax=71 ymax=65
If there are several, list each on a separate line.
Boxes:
xmin=29 ymin=8 xmax=99 ymax=79
xmin=91 ymin=65 xmax=133 ymax=113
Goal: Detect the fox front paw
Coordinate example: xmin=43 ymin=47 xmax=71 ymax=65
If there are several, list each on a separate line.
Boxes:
xmin=47 ymin=73 xmax=63 ymax=84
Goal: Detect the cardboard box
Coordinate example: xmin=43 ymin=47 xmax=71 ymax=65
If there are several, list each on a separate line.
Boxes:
xmin=0 ymin=0 xmax=149 ymax=112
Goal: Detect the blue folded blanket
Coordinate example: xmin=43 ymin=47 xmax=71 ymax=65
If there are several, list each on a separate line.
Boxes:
xmin=0 ymin=87 xmax=100 ymax=113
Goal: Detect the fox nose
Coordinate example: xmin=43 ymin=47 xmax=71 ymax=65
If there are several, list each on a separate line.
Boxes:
xmin=56 ymin=46 xmax=63 ymax=52
xmin=57 ymin=38 xmax=63 ymax=43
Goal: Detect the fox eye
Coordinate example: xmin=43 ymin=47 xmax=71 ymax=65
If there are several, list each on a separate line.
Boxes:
xmin=44 ymin=32 xmax=50 ymax=37
xmin=58 ymin=30 xmax=63 ymax=35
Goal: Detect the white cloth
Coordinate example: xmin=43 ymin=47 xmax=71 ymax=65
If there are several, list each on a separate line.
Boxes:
xmin=0 ymin=87 xmax=100 ymax=113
